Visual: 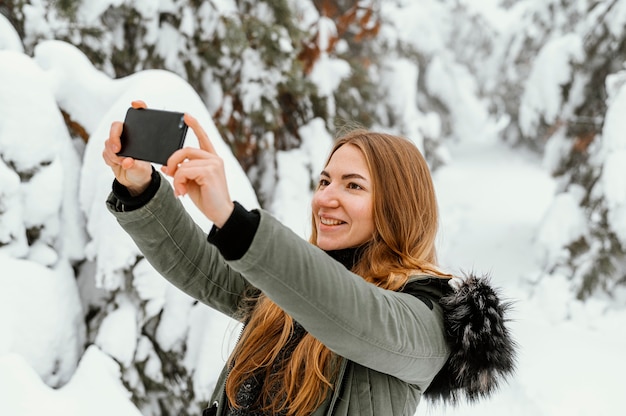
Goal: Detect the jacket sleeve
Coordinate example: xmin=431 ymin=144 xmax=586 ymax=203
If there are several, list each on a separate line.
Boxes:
xmin=227 ymin=210 xmax=450 ymax=387
xmin=106 ymin=175 xmax=249 ymax=319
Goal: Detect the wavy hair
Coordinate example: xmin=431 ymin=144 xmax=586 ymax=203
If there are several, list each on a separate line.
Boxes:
xmin=226 ymin=129 xmax=448 ymax=415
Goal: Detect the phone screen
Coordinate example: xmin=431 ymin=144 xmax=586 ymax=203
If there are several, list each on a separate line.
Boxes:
xmin=117 ymin=107 xmax=189 ymax=165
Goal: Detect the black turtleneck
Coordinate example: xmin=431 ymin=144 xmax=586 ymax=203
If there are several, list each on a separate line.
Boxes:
xmin=325 ymin=245 xmax=367 ymax=271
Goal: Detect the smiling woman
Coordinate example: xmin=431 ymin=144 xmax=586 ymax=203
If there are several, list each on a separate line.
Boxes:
xmin=310 ymin=130 xmax=444 ymax=283
xmin=103 ymin=107 xmax=516 ymax=416
xmin=312 ymin=142 xmax=375 ymax=251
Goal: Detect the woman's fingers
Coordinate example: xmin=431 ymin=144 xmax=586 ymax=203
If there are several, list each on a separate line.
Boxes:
xmin=170 ymin=160 xmax=234 ymax=226
xmin=103 ymin=122 xmax=125 ymax=167
xmin=167 ymin=158 xmax=221 ymax=194
xmin=121 ymin=157 xmax=137 ymax=170
xmin=164 ymin=147 xmax=214 ymax=176
xmin=184 ymin=113 xmax=216 ymax=154
xmin=131 ymin=100 xmax=147 ymax=109
xmin=108 ymin=121 xmax=123 ymax=151
xmin=171 ymin=161 xmax=209 ymax=196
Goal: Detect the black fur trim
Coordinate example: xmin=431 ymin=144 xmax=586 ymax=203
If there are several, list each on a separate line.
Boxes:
xmin=424 ymin=273 xmax=517 ymax=404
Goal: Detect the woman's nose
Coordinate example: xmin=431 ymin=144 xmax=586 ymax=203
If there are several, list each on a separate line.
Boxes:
xmin=315 ymin=185 xmax=340 ymax=208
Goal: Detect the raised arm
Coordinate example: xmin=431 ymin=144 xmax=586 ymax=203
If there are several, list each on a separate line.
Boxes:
xmin=225 ymin=210 xmax=449 ymax=386
xmin=106 ymin=175 xmax=250 ymax=318
xmin=103 ymin=101 xmax=249 ymax=317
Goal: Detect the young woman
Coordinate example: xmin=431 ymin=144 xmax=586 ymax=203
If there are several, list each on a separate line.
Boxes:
xmin=103 ymin=102 xmax=516 ymax=416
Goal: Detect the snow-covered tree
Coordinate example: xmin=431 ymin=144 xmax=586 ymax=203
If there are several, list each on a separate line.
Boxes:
xmin=376 ymin=0 xmax=497 ymax=166
xmin=4 ymin=0 xmax=323 ymax=207
xmin=0 ymin=48 xmax=86 ymax=389
xmin=486 ymin=0 xmax=626 ymax=300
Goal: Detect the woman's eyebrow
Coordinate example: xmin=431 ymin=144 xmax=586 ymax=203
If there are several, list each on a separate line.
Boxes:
xmin=320 ymin=170 xmax=367 ymax=181
xmin=342 ymin=173 xmax=367 ymax=181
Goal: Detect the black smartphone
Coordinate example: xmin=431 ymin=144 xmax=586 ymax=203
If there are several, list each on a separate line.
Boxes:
xmin=117 ymin=107 xmax=189 ymax=165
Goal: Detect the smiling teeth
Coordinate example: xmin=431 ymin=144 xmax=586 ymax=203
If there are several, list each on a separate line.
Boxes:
xmin=321 ymin=218 xmax=343 ymax=225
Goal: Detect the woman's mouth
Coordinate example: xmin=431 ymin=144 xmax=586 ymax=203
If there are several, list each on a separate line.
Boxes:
xmin=320 ymin=217 xmax=345 ymax=226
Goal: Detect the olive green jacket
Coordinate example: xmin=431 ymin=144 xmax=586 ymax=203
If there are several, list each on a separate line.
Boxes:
xmin=107 ymin=177 xmax=449 ymax=416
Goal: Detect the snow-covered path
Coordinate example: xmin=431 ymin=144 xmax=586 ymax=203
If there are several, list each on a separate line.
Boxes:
xmin=417 ymin=139 xmax=626 ymax=416
xmin=435 ymin=139 xmax=555 ymax=280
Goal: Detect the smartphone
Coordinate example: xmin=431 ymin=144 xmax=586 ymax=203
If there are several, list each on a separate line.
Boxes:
xmin=117 ymin=107 xmax=189 ymax=165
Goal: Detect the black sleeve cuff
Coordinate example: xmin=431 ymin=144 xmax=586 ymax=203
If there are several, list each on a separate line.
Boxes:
xmin=111 ymin=168 xmax=161 ymax=211
xmin=207 ymin=201 xmax=260 ymax=261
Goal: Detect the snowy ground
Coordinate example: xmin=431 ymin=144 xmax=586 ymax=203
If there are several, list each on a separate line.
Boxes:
xmin=418 ymin=137 xmax=626 ymax=416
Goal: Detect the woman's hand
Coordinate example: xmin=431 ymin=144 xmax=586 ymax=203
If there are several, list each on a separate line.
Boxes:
xmin=102 ymin=100 xmax=153 ymax=196
xmin=162 ymin=113 xmax=234 ymax=228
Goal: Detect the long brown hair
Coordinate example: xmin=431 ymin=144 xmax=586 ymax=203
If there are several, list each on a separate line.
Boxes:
xmin=226 ymin=129 xmax=447 ymax=415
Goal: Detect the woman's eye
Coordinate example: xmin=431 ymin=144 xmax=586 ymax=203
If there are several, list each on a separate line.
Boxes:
xmin=348 ymin=182 xmax=362 ymax=190
xmin=318 ymin=179 xmax=330 ymax=187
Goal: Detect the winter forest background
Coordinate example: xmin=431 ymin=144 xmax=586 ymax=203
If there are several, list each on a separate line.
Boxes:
xmin=1 ymin=0 xmax=625 ymax=415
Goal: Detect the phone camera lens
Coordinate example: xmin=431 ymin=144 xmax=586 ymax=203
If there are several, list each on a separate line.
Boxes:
xmin=178 ymin=117 xmax=184 ymax=129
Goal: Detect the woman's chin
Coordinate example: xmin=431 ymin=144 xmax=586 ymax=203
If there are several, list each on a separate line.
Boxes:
xmin=316 ymin=239 xmax=345 ymax=251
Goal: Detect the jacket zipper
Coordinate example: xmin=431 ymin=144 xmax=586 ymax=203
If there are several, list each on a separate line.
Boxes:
xmin=325 ymin=358 xmax=348 ymax=416
xmin=214 ymin=322 xmax=246 ymax=415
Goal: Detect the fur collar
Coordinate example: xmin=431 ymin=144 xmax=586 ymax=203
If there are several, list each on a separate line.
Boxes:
xmin=410 ymin=273 xmax=517 ymax=404
xmin=326 ymin=247 xmax=518 ymax=404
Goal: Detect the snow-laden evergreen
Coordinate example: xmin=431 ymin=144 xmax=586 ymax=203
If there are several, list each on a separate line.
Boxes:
xmin=484 ymin=0 xmax=626 ymax=298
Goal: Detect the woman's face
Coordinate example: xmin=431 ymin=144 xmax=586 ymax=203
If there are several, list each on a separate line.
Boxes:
xmin=312 ymin=144 xmax=375 ymax=251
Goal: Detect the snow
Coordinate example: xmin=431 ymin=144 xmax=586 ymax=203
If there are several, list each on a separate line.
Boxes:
xmin=380 ymin=0 xmax=448 ymax=56
xmin=598 ymin=70 xmax=626 ymax=246
xmin=1 ymin=5 xmax=626 ymax=416
xmin=78 ymin=0 xmax=124 ymax=23
xmin=379 ymin=57 xmax=428 ymax=149
xmin=1 ymin=36 xmax=257 ymax=415
xmin=0 ymin=346 xmax=143 ymax=416
xmin=132 ymin=258 xmax=168 ymax=319
xmin=239 ymin=47 xmax=281 ymax=113
xmin=309 ymin=53 xmax=351 ymax=97
xmin=155 ymin=22 xmax=188 ymax=77
xmin=270 ymin=118 xmax=333 ymax=236
xmin=605 ymin=0 xmax=626 ymax=37
xmin=0 ymin=253 xmax=85 ymax=387
xmin=0 ymin=14 xmax=23 ymax=52
xmin=425 ymin=55 xmax=494 ymax=143
xmin=519 ymin=33 xmax=585 ymax=137
xmin=603 ymin=151 xmax=626 ymax=245
xmin=417 ymin=139 xmax=626 ymax=416
xmin=458 ymin=0 xmax=515 ymax=33
xmin=535 ymin=192 xmax=589 ymax=266
xmin=316 ymin=16 xmax=337 ymax=52
xmin=95 ymin=294 xmax=138 ymax=368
